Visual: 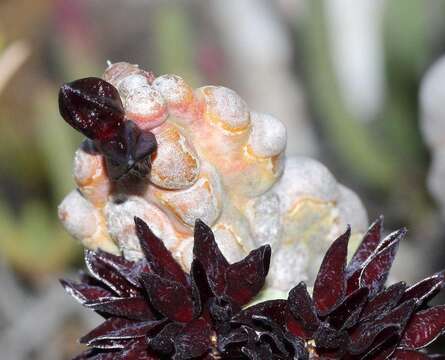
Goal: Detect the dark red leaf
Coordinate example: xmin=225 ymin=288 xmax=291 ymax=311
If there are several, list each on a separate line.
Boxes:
xmin=148 ymin=322 xmax=183 ymax=356
xmin=60 ymin=279 xmax=112 ymax=304
xmin=111 ymin=339 xmax=157 ymax=360
xmin=81 ymin=317 xmax=165 ymax=348
xmin=313 ymin=227 xmax=350 ymax=315
xmin=349 ymin=300 xmax=415 ymax=354
xmin=359 ymin=229 xmax=404 ymax=296
xmin=217 ymin=327 xmax=248 ymax=353
xmin=401 ymin=271 xmax=445 ymax=307
xmin=224 ymin=245 xmax=271 ymax=306
xmin=134 ymin=217 xmax=188 ymax=287
xmin=193 ymin=219 xmax=229 ymax=296
xmin=361 ymin=282 xmax=407 ymax=322
xmin=59 ymin=77 xmax=124 ymax=141
xmin=328 ymin=287 xmax=369 ymax=330
xmin=400 ymin=305 xmax=445 ymax=349
xmin=347 ymin=216 xmax=383 ymax=276
xmin=232 ymin=300 xmax=288 ymax=327
xmin=361 ymin=326 xmax=399 ymax=360
xmin=85 ymin=250 xmax=138 ymax=297
xmin=288 ymin=282 xmax=319 ymax=331
xmin=141 ymin=273 xmax=194 ymax=323
xmin=346 ymin=269 xmax=361 ymax=294
xmin=91 ymin=250 xmax=147 ymax=288
xmin=85 ymin=297 xmax=154 ymax=320
xmin=173 ymin=318 xmax=212 ymax=358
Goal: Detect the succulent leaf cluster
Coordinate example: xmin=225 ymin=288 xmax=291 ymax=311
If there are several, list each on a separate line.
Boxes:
xmin=63 ymin=217 xmax=445 ymax=359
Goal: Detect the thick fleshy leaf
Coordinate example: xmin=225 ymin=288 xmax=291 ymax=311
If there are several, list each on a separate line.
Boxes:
xmin=232 ymin=300 xmax=288 ymax=327
xmin=100 ymin=121 xmax=157 ymax=181
xmin=85 ymin=250 xmax=138 ymax=297
xmin=58 ymin=77 xmax=125 ymax=141
xmin=224 ymin=245 xmax=271 ymax=306
xmin=361 ymin=326 xmax=399 ymax=360
xmin=85 ymin=297 xmax=154 ymax=320
xmin=400 ymin=305 xmax=445 ymax=349
xmin=288 ymin=282 xmax=319 ymax=331
xmin=193 ymin=219 xmax=229 ymax=296
xmin=313 ymin=322 xmax=347 ymax=349
xmin=217 ymin=327 xmax=248 ymax=353
xmin=347 ymin=216 xmax=383 ymax=276
xmin=190 ymin=259 xmax=213 ymax=319
xmin=81 ymin=317 xmax=165 ymax=348
xmin=313 ymin=227 xmax=350 ymax=315
xmin=361 ymin=282 xmax=407 ymax=322
xmin=135 ymin=217 xmax=188 ymax=287
xmin=359 ymin=229 xmax=404 ymax=296
xmin=346 ymin=269 xmax=362 ymax=294
xmin=141 ymin=273 xmax=194 ymax=323
xmin=106 ymin=339 xmax=157 ymax=360
xmin=92 ymin=250 xmax=147 ymax=288
xmin=328 ymin=287 xmax=369 ymax=330
xmin=349 ymin=300 xmax=416 ymax=354
xmin=148 ymin=322 xmax=184 ymax=356
xmin=173 ymin=318 xmax=212 ymax=359
xmin=401 ymin=271 xmax=445 ymax=307
xmin=60 ymin=279 xmax=112 ymax=304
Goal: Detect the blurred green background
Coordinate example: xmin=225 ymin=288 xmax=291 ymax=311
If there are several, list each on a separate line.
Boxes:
xmin=1 ymin=0 xmax=445 ymax=358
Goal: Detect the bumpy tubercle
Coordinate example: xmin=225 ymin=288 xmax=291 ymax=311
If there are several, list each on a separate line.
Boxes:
xmin=58 ymin=62 xmax=368 ymax=292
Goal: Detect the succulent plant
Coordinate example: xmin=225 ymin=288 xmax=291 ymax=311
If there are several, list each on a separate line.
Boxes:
xmin=62 ymin=217 xmax=274 ymax=359
xmin=63 ymin=217 xmax=445 ymax=359
xmin=58 ymin=62 xmax=368 ymax=292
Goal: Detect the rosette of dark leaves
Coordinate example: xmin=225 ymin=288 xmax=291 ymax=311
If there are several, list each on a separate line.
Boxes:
xmin=61 ymin=217 xmax=272 ymax=359
xmin=59 ymin=77 xmax=157 ymax=180
xmin=280 ymin=217 xmax=445 ymax=359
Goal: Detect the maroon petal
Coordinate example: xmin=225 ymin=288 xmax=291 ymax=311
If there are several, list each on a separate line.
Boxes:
xmin=193 ymin=219 xmax=229 ymax=296
xmin=85 ymin=250 xmax=139 ymax=297
xmin=313 ymin=227 xmax=350 ymax=315
xmin=328 ymin=287 xmax=369 ymax=330
xmin=288 ymin=282 xmax=319 ymax=331
xmin=81 ymin=317 xmax=165 ymax=347
xmin=401 ymin=271 xmax=445 ymax=307
xmin=347 ymin=216 xmax=383 ymax=276
xmin=85 ymin=297 xmax=154 ymax=320
xmin=224 ymin=245 xmax=271 ymax=306
xmin=60 ymin=279 xmax=112 ymax=304
xmin=361 ymin=282 xmax=407 ymax=322
xmin=359 ymin=229 xmax=404 ymax=296
xmin=134 ymin=217 xmax=188 ymax=287
xmin=173 ymin=318 xmax=212 ymax=358
xmin=400 ymin=305 xmax=445 ymax=349
xmin=58 ymin=77 xmax=124 ymax=141
xmin=141 ymin=273 xmax=194 ymax=323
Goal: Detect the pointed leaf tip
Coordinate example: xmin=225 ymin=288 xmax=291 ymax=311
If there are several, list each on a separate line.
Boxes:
xmin=313 ymin=227 xmax=350 ymax=315
xmin=347 ymin=217 xmax=383 ymax=276
xmin=193 ymin=218 xmax=229 ymax=297
xmin=225 ymin=245 xmax=271 ymax=306
xmin=134 ymin=217 xmax=188 ymax=287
